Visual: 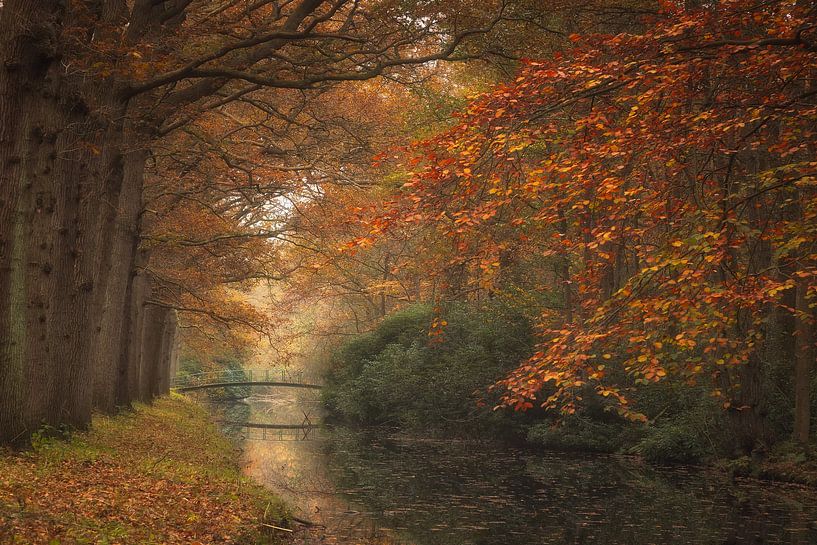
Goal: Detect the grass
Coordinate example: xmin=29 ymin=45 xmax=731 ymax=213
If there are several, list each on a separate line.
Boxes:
xmin=0 ymin=394 xmax=290 ymax=544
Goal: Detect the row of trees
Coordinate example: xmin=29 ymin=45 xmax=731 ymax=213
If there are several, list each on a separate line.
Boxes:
xmin=0 ymin=0 xmax=572 ymax=444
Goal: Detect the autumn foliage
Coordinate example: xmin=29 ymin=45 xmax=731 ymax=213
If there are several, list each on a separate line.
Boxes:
xmin=0 ymin=397 xmax=287 ymax=543
xmin=1 ymin=0 xmax=536 ymax=443
xmin=365 ymin=1 xmax=817 ymax=439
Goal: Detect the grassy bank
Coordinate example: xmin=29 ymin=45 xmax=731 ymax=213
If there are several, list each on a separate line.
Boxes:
xmin=0 ymin=395 xmax=289 ymax=544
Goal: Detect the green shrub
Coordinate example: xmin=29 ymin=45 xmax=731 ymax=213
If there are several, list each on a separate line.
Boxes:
xmin=623 ymin=378 xmax=735 ymax=464
xmin=322 ymin=302 xmax=534 ymax=432
xmin=632 ymin=424 xmax=709 ymax=464
xmin=526 ymin=417 xmax=632 ymax=453
xmin=322 ymin=301 xmax=767 ymax=466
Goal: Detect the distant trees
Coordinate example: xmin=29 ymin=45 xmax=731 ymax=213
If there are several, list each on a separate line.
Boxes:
xmin=368 ymin=0 xmax=817 ymax=451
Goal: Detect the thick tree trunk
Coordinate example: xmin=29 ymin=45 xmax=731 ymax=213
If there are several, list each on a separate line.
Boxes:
xmin=0 ymin=0 xmax=52 ymax=443
xmin=0 ymin=0 xmax=140 ymax=443
xmin=728 ymin=350 xmax=769 ymax=454
xmin=93 ymin=148 xmax=146 ymax=412
xmin=39 ymin=95 xmax=95 ymax=432
xmin=139 ymin=302 xmax=170 ymax=402
xmin=125 ymin=251 xmax=151 ymax=404
xmin=113 ymin=242 xmax=147 ymax=409
xmin=0 ymin=0 xmax=107 ymax=440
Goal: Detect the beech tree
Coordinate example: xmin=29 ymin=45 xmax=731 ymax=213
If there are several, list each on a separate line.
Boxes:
xmin=369 ymin=0 xmax=817 ymax=451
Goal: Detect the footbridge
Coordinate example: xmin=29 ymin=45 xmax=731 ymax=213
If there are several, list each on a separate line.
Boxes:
xmin=171 ymin=368 xmax=323 ymax=392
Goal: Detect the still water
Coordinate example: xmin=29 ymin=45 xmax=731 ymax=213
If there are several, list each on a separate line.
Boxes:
xmin=239 ymin=392 xmax=817 ymax=545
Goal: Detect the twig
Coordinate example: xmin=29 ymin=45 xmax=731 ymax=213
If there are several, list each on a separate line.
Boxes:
xmin=261 ymin=523 xmax=293 ymax=533
xmin=149 ymin=451 xmax=169 ymax=470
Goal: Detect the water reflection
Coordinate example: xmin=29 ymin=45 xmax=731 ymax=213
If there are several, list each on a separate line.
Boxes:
xmin=241 ymin=393 xmax=817 ymax=545
xmin=325 ymin=434 xmax=817 ymax=545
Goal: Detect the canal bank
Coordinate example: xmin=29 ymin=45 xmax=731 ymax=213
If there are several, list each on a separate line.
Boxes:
xmin=0 ymin=396 xmax=291 ymax=544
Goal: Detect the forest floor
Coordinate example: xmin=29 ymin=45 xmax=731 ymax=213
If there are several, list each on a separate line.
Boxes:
xmin=0 ymin=395 xmax=292 ymax=544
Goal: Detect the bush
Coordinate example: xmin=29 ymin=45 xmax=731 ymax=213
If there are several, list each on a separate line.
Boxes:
xmin=322 ymin=302 xmax=756 ymax=465
xmin=322 ymin=302 xmax=534 ymax=432
xmin=632 ymin=424 xmax=709 ymax=464
xmin=629 ymin=395 xmax=724 ymax=464
xmin=526 ymin=417 xmax=632 ymax=453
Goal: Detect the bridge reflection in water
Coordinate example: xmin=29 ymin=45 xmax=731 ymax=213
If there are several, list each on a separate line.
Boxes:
xmin=219 ymin=420 xmax=321 ymax=441
xmin=238 ymin=424 xmax=322 ymax=442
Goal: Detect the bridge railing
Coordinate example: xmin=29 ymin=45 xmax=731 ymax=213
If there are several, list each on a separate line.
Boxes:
xmin=171 ymin=367 xmax=322 ymax=388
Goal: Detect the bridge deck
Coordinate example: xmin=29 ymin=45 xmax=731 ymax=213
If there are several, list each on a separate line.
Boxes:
xmin=171 ymin=368 xmax=323 ymax=391
xmin=176 ymin=381 xmax=322 ymax=392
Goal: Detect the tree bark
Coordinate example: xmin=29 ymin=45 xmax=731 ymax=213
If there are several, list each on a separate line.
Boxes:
xmin=127 ymin=261 xmax=151 ymax=403
xmin=0 ymin=0 xmax=58 ymax=443
xmin=139 ymin=302 xmax=170 ymax=402
xmin=93 ymin=148 xmax=146 ymax=412
xmin=0 ymin=0 xmax=140 ymax=442
xmin=794 ymin=277 xmax=813 ymax=444
xmin=0 ymin=0 xmax=106 ymax=441
xmin=155 ymin=310 xmax=178 ymax=396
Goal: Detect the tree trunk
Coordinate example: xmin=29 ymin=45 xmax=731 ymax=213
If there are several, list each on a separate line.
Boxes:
xmin=0 ymin=0 xmax=54 ymax=443
xmin=139 ymin=302 xmax=170 ymax=403
xmin=93 ymin=148 xmax=146 ymax=412
xmin=794 ymin=277 xmax=813 ymax=444
xmin=721 ymin=304 xmax=771 ymax=455
xmin=728 ymin=350 xmax=769 ymax=454
xmin=0 ymin=0 xmax=107 ymax=440
xmin=155 ymin=310 xmax=178 ymax=396
xmin=0 ymin=0 xmax=140 ymax=443
xmin=126 ymin=260 xmax=151 ymax=403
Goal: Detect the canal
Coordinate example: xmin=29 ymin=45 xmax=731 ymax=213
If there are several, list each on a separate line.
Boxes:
xmin=236 ymin=390 xmax=817 ymax=545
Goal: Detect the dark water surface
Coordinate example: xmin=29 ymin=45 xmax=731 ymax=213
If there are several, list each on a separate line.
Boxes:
xmin=241 ymin=394 xmax=817 ymax=545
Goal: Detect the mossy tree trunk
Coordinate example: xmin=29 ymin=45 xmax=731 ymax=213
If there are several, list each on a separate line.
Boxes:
xmin=0 ymin=0 xmax=104 ymax=441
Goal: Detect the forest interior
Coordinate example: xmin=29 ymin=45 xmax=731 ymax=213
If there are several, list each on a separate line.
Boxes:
xmin=2 ymin=0 xmax=817 ymax=544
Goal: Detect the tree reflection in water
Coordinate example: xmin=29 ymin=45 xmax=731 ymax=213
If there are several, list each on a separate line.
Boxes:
xmin=242 ymin=396 xmax=817 ymax=545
